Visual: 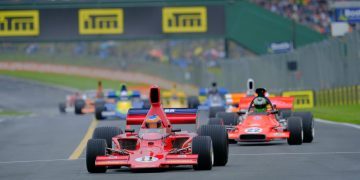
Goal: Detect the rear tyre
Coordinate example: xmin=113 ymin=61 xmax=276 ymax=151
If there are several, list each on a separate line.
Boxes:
xmin=74 ymin=99 xmax=85 ymax=114
xmin=209 ymin=106 xmax=225 ymax=118
xmin=187 ymin=96 xmax=200 ymax=108
xmin=287 ymin=117 xmax=303 ymax=145
xmin=208 ymin=118 xmax=224 ymax=125
xmin=216 ymin=112 xmax=239 ymax=126
xmin=58 ymin=102 xmax=66 ymax=113
xmin=93 ymin=126 xmax=122 ymax=148
xmin=197 ymin=125 xmax=228 ymax=166
xmin=86 ymin=139 xmax=107 ymax=173
xmin=293 ymin=112 xmax=314 ymax=143
xmin=192 ymin=136 xmax=213 ymax=170
xmin=95 ymin=100 xmax=106 ymax=120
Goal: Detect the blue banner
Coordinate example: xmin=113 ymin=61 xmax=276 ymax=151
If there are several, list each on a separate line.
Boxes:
xmin=335 ymin=8 xmax=360 ymax=23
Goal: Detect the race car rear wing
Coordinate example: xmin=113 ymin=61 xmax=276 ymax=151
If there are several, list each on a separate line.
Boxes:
xmin=238 ymin=97 xmax=294 ymax=110
xmin=225 ymin=93 xmax=246 ymax=106
xmin=126 ymin=108 xmax=197 ymax=125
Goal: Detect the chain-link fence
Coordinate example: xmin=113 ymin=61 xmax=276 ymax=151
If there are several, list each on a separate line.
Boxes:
xmin=1 ymin=31 xmax=359 ymax=93
xmin=157 ymin=30 xmax=360 ymax=93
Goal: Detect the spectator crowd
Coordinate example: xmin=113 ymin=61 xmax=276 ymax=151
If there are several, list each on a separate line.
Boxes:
xmin=251 ymin=0 xmax=333 ymax=34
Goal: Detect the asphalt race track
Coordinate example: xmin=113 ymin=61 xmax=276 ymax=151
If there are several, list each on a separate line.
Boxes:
xmin=0 ymin=76 xmax=359 ymax=180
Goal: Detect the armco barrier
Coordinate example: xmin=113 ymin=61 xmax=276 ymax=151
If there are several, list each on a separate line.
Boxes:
xmin=282 ymin=90 xmax=314 ymax=109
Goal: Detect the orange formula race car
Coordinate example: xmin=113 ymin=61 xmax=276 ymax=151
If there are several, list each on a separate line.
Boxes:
xmin=211 ymin=88 xmax=314 ymax=145
xmin=58 ymin=81 xmax=110 ymax=115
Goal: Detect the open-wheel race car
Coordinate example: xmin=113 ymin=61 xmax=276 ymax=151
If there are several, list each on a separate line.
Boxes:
xmin=94 ymin=84 xmax=150 ymax=120
xmin=58 ymin=81 xmax=111 ymax=115
xmin=86 ymin=86 xmax=229 ymax=172
xmin=210 ymin=88 xmax=314 ymax=145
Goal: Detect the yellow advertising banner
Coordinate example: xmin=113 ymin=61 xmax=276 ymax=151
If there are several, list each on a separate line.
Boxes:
xmin=79 ymin=9 xmax=124 ymax=35
xmin=0 ymin=10 xmax=39 ymax=36
xmin=162 ymin=7 xmax=207 ymax=33
xmin=282 ymin=90 xmax=314 ymax=109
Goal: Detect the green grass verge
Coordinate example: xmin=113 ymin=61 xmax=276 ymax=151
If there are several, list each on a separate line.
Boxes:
xmin=0 ymin=70 xmax=147 ymax=90
xmin=0 ymin=110 xmax=30 ymax=116
xmin=302 ymin=104 xmax=360 ymax=124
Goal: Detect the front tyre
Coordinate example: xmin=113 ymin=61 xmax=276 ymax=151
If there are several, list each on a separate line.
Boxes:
xmin=287 ymin=117 xmax=303 ymax=145
xmin=293 ymin=112 xmax=314 ymax=143
xmin=197 ymin=125 xmax=228 ymax=166
xmin=95 ymin=101 xmax=105 ymax=120
xmin=187 ymin=96 xmax=200 ymax=108
xmin=74 ymin=99 xmax=85 ymax=114
xmin=86 ymin=139 xmax=107 ymax=173
xmin=58 ymin=102 xmax=66 ymax=113
xmin=192 ymin=136 xmax=213 ymax=170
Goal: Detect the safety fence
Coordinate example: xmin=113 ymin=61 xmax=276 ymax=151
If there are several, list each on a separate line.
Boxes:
xmin=281 ymin=85 xmax=360 ymax=109
xmin=0 ymin=30 xmax=359 ymax=97
xmin=315 ymin=85 xmax=360 ymax=106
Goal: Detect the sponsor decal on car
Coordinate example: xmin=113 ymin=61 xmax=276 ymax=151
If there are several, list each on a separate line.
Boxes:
xmin=245 ymin=127 xmax=263 ymax=133
xmin=135 ymin=156 xmax=159 ymax=163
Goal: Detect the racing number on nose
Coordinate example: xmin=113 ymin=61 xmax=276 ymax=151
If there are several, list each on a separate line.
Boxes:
xmin=162 ymin=7 xmax=207 ymax=33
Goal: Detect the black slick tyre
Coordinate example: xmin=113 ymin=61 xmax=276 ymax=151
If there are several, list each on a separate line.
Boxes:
xmin=187 ymin=96 xmax=200 ymax=108
xmin=197 ymin=125 xmax=228 ymax=166
xmin=287 ymin=117 xmax=303 ymax=145
xmin=208 ymin=118 xmax=224 ymax=125
xmin=95 ymin=101 xmax=105 ymax=120
xmin=74 ymin=99 xmax=85 ymax=114
xmin=92 ymin=126 xmax=122 ymax=148
xmin=58 ymin=102 xmax=66 ymax=113
xmin=192 ymin=136 xmax=213 ymax=170
xmin=216 ymin=112 xmax=239 ymax=126
xmin=86 ymin=139 xmax=107 ymax=173
xmin=209 ymin=106 xmax=225 ymax=118
xmin=293 ymin=111 xmax=314 ymax=143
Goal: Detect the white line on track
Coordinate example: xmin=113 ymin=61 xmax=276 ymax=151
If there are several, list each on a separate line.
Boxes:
xmin=316 ymin=118 xmax=360 ymax=130
xmin=230 ymin=152 xmax=360 ymax=156
xmin=0 ymin=158 xmax=84 ymax=165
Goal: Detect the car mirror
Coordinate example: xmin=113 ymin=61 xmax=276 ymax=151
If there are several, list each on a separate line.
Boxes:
xmin=171 ymin=128 xmax=181 ymax=133
xmin=125 ymin=129 xmax=135 ymax=133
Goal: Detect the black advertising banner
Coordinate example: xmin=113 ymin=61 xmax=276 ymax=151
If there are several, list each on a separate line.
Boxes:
xmin=0 ymin=6 xmax=225 ymax=42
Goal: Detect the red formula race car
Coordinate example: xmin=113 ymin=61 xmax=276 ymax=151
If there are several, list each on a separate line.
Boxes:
xmin=211 ymin=93 xmax=314 ymax=145
xmin=86 ymin=86 xmax=228 ymax=173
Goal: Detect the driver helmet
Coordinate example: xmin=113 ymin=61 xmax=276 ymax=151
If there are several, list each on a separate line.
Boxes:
xmin=145 ymin=115 xmax=162 ymax=128
xmin=253 ymin=97 xmax=268 ymax=112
